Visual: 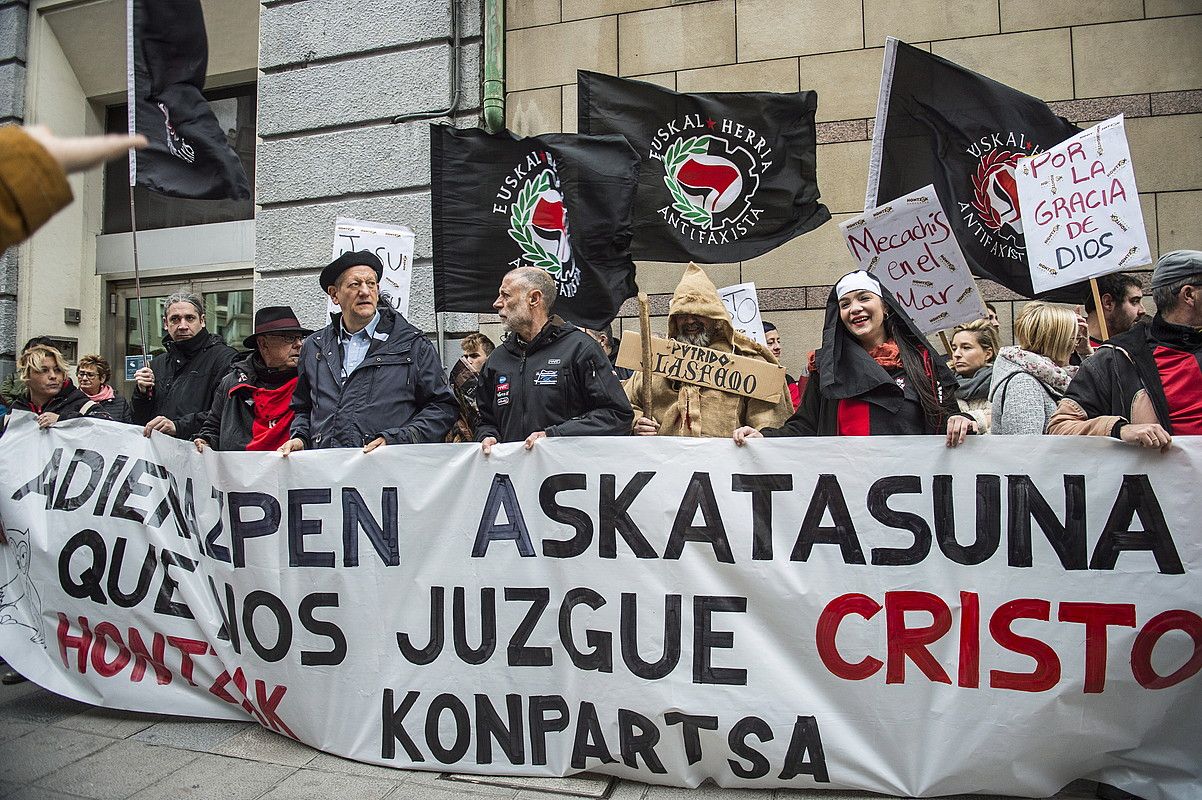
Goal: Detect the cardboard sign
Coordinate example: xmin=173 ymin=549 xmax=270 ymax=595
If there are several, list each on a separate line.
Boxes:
xmin=327 ymin=217 xmax=415 ymax=316
xmin=1015 ymin=115 xmax=1151 ymax=294
xmin=616 ymin=331 xmax=785 ymax=402
xmin=840 ymin=185 xmax=984 ymax=334
xmin=717 ymin=282 xmax=767 ymax=345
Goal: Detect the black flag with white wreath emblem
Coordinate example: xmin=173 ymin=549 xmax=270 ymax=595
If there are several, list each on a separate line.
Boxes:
xmin=578 ymin=70 xmax=830 ymax=263
xmin=866 ymin=38 xmax=1081 ymax=298
xmin=431 ymin=126 xmax=640 ymax=330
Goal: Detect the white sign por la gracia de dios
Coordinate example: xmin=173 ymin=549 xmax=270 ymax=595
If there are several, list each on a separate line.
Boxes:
xmin=1015 ymin=115 xmax=1151 ymax=294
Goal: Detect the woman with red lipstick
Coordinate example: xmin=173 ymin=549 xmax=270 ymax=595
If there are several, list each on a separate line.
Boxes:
xmin=733 ymin=271 xmax=973 ymax=446
xmin=6 ymin=345 xmax=110 ymax=429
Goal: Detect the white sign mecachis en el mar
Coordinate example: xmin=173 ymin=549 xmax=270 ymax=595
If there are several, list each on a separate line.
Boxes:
xmin=1015 ymin=115 xmax=1151 ymax=294
xmin=840 ymin=185 xmax=984 ymax=334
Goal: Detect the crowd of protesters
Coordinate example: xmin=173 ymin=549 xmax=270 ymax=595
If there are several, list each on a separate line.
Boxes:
xmin=3 ymin=124 xmax=1201 ymax=705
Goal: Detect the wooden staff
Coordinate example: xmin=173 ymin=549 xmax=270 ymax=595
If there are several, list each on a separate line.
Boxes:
xmin=1089 ymin=278 xmax=1110 ymax=341
xmin=638 ymin=292 xmax=654 ymax=421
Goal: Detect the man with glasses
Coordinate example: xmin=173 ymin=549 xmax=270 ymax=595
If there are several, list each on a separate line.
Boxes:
xmin=194 ymin=306 xmax=311 ymax=451
xmin=279 ymin=251 xmax=457 ymax=453
xmin=1050 ymin=250 xmax=1202 ymax=450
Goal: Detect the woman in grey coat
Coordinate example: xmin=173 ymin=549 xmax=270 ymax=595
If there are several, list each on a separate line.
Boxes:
xmin=989 ymin=302 xmax=1080 ymax=435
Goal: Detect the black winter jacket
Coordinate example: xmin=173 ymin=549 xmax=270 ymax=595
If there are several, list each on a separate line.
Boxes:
xmin=290 ymin=306 xmax=458 ymax=448
xmin=8 ymin=381 xmax=112 ymax=422
xmin=475 ymin=317 xmax=633 ymax=443
xmin=131 ymin=330 xmax=239 ymax=438
xmin=93 ymin=392 xmax=133 ymax=424
xmin=198 ymin=352 xmax=297 ymax=450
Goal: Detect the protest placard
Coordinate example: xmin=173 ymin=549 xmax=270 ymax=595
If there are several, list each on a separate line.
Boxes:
xmin=1015 ymin=115 xmax=1151 ymax=294
xmin=840 ymin=185 xmax=984 ymax=333
xmin=1 ymin=415 xmax=1199 ymax=798
xmin=718 ymin=282 xmax=767 ymax=345
xmin=615 ymin=331 xmax=786 ymax=402
xmin=327 ymin=218 xmax=415 ymax=315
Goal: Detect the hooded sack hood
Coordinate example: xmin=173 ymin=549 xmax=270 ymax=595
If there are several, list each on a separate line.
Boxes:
xmin=815 ymin=279 xmax=956 ymax=411
xmin=668 ymin=263 xmax=778 ymax=362
xmin=626 ymin=263 xmax=790 ymax=437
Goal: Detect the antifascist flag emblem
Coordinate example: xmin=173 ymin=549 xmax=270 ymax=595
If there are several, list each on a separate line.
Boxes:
xmin=503 ymin=153 xmax=580 ymax=298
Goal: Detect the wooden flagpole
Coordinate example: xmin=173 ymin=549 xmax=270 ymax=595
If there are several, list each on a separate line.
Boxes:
xmin=1089 ymin=278 xmax=1110 ymax=341
xmin=637 ymin=292 xmax=654 ymax=421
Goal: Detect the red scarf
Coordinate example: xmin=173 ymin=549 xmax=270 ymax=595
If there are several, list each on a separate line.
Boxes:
xmin=243 ymin=377 xmax=299 ymax=451
xmin=807 ymin=339 xmax=905 ymax=375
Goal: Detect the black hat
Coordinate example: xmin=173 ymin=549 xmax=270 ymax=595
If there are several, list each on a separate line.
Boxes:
xmin=320 ymin=250 xmax=384 ymax=291
xmin=243 ymin=306 xmax=313 ymax=349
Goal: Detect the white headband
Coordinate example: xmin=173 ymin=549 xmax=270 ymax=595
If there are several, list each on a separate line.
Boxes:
xmin=834 ymin=271 xmax=882 ymax=300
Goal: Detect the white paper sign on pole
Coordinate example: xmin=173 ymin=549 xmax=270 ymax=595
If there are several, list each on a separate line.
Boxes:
xmin=1015 ymin=115 xmax=1151 ymax=294
xmin=718 ymin=282 xmax=767 ymax=345
xmin=839 ymin=185 xmax=985 ymax=334
xmin=327 ymin=218 xmax=415 ymax=316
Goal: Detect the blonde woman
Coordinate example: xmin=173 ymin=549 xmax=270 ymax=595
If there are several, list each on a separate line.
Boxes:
xmin=989 ymin=302 xmax=1078 ymax=435
xmin=949 ymin=319 xmax=1000 ymax=433
xmin=7 ymin=345 xmax=109 ymax=428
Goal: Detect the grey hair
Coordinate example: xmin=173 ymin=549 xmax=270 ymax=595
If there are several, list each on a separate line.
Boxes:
xmin=162 ymin=290 xmax=205 ymax=319
xmin=508 ymin=267 xmax=558 ymax=313
xmin=1151 ymin=273 xmax=1202 ymax=315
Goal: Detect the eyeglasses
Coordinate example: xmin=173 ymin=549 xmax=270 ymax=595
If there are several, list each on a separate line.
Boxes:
xmin=262 ymin=333 xmax=305 ymax=344
xmin=76 ymin=370 xmax=98 ymax=378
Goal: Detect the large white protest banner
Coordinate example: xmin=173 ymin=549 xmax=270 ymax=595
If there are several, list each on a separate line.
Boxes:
xmin=717 ymin=282 xmax=767 ymax=346
xmin=1 ymin=413 xmax=1200 ymax=800
xmin=840 ymin=186 xmax=984 ymax=334
xmin=1015 ymin=115 xmax=1151 ymax=294
xmin=328 ymin=217 xmax=415 ymax=315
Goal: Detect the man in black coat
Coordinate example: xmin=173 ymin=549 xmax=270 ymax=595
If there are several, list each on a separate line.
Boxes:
xmin=195 ymin=306 xmax=311 ymax=452
xmin=132 ymin=291 xmax=238 ymax=439
xmin=279 ymin=251 xmax=457 ymax=454
xmin=475 ymin=267 xmax=632 ymax=454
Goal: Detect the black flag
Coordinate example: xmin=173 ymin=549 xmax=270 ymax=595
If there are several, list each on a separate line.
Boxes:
xmin=578 ymin=70 xmax=830 ymax=264
xmin=867 ymin=38 xmax=1080 ymax=298
xmin=127 ymin=0 xmax=250 ymax=200
xmin=431 ymin=126 xmax=640 ymax=330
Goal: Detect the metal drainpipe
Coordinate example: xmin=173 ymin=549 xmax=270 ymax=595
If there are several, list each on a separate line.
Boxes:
xmin=482 ymin=0 xmax=505 ymax=133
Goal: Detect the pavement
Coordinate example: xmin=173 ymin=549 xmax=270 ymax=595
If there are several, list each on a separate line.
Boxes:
xmin=0 ymin=678 xmax=1102 ymax=800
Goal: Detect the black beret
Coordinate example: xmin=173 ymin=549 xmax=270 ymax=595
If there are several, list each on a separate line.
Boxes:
xmin=320 ymin=250 xmax=384 ymax=291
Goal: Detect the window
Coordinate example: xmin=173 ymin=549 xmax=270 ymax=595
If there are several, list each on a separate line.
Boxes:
xmin=102 ymin=84 xmax=256 ymax=233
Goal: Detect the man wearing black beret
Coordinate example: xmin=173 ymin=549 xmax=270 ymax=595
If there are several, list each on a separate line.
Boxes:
xmin=279 ymin=251 xmax=457 ymax=453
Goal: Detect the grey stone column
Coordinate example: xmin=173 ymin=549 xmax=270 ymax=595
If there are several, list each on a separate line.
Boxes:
xmin=0 ymin=0 xmax=29 ymax=382
xmin=255 ymin=0 xmax=483 ymax=349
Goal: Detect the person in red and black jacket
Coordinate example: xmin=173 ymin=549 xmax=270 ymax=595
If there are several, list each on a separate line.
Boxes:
xmin=734 ymin=271 xmax=974 ymax=447
xmin=194 ymin=307 xmax=312 ymax=452
xmin=1050 ymin=250 xmax=1202 ymax=451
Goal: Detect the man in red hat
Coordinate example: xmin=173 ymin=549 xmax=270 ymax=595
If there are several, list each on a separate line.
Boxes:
xmin=194 ymin=306 xmax=312 ymax=452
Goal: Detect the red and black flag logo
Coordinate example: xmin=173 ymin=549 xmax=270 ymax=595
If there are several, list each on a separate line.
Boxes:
xmin=866 ymin=38 xmax=1080 ymax=299
xmin=578 ymin=71 xmax=830 ymax=264
xmin=431 ymin=126 xmax=641 ymax=330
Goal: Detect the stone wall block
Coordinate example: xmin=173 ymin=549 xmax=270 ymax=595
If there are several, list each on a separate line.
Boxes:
xmin=864 ymin=0 xmax=999 ymax=46
xmin=260 ymin=0 xmax=473 ymax=69
xmin=737 ymin=0 xmax=862 ymax=62
xmin=1073 ymin=16 xmax=1202 ymax=98
xmin=506 ymin=17 xmax=616 ymax=92
xmin=256 ymin=121 xmax=433 ymax=205
xmin=259 ymin=41 xmax=480 ymax=136
xmin=618 ymin=1 xmax=735 ymax=76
